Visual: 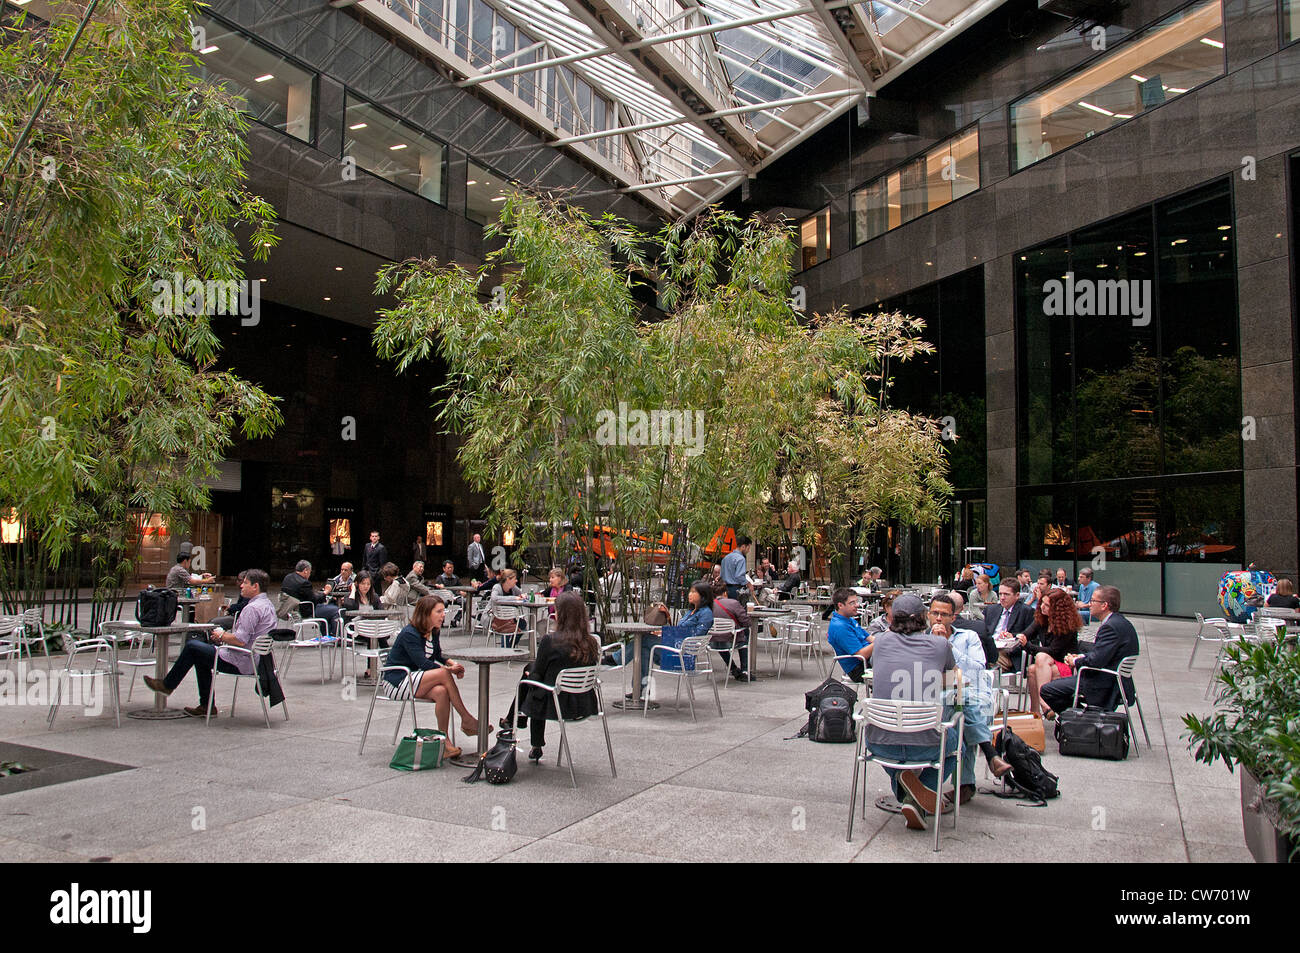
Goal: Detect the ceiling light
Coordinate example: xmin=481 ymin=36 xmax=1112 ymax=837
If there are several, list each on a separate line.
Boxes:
xmin=1200 ymin=37 xmax=1224 ymax=49
xmin=1167 ymin=87 xmax=1188 ymax=94
xmin=259 ymin=278 xmax=268 ymax=282
xmin=200 ymin=45 xmax=219 ymax=54
xmin=349 ymin=122 xmax=368 ymax=130
xmin=1133 ymin=251 xmax=1147 ymax=257
xmin=1097 ymin=263 xmax=1108 ymax=268
xmin=1217 ymin=225 xmax=1231 ymax=230
xmin=1171 ymin=238 xmax=1188 ymax=245
xmin=491 ymin=196 xmax=507 ymax=202
xmin=466 ymin=179 xmax=478 ymax=185
xmin=323 ymin=296 xmax=331 ymax=301
xmin=1114 ymin=113 xmax=1133 ymax=119
xmin=1130 ymin=74 xmax=1148 ymax=83
xmin=1077 ymin=101 xmax=1114 ymax=117
xmin=254 ymin=74 xmax=274 ymax=83
xmin=390 ymin=143 xmax=408 ymax=150
xmin=335 ymin=266 xmax=343 ymax=271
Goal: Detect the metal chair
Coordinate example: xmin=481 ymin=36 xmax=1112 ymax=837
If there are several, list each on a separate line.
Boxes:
xmin=205 ymin=634 xmax=286 ymax=727
xmin=1205 ymin=623 xmax=1247 ymax=698
xmin=706 ymin=618 xmax=741 ymax=688
xmin=431 ymin=590 xmax=463 ymax=630
xmin=756 ymin=614 xmax=789 ymax=675
xmin=1190 ymin=612 xmax=1230 ymax=670
xmin=15 ymin=607 xmax=50 ymax=664
xmin=830 ymin=654 xmax=871 ymax=696
xmin=279 ymin=602 xmax=336 ymax=683
xmin=1071 ymin=654 xmax=1150 ymax=755
xmin=357 ymin=662 xmax=458 ymax=755
xmin=99 ymin=620 xmax=152 ymax=702
xmin=343 ymin=618 xmax=400 ymax=682
xmin=0 ymin=615 xmax=21 ymax=670
xmin=488 ymin=603 xmax=524 ymax=648
xmin=517 ymin=665 xmax=616 ymax=787
xmin=847 ymin=698 xmax=963 ymax=852
xmin=647 ymin=634 xmax=721 ymax=721
xmin=47 ymin=635 xmax=121 ymax=729
xmin=779 ymin=618 xmax=827 ymax=677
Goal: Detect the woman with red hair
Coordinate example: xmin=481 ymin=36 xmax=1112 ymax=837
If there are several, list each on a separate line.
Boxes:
xmin=1019 ymin=588 xmax=1083 ymax=717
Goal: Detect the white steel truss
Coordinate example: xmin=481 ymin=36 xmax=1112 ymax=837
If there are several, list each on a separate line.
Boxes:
xmin=346 ymin=0 xmax=1012 ymax=218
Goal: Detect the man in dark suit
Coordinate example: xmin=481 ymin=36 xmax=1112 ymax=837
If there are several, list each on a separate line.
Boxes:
xmin=280 ymin=559 xmax=341 ymax=637
xmin=1041 ymin=584 xmax=1138 ymax=715
xmin=362 ymin=530 xmax=387 ymax=576
xmin=983 ymin=581 xmax=1033 ymax=638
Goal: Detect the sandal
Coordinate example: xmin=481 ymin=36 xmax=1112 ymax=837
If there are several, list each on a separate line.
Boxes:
xmin=443 ymin=743 xmax=463 ymax=759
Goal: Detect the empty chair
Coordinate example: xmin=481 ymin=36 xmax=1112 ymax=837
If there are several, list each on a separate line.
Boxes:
xmin=516 ymin=665 xmax=615 ymax=787
xmin=779 ymin=618 xmax=827 ymax=677
xmin=279 ymin=601 xmax=337 ymax=683
xmin=13 ymin=608 xmax=50 ymax=664
xmin=205 ymin=634 xmax=286 ymax=727
xmin=1189 ymin=612 xmax=1230 ymax=669
xmin=99 ymin=620 xmax=152 ymax=702
xmin=646 ymin=634 xmax=721 ymax=721
xmin=343 ymin=618 xmax=400 ymax=682
xmin=48 ymin=635 xmax=121 ymax=729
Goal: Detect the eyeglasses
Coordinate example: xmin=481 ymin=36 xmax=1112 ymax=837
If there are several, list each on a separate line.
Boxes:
xmin=1088 ymin=596 xmax=1104 ymax=605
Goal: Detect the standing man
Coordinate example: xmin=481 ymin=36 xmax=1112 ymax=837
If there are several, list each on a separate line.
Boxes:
xmin=413 ymin=535 xmax=426 ymax=566
xmin=1040 ymin=585 xmax=1139 ymax=717
xmin=467 ymin=533 xmax=486 ymax=580
xmin=363 ymin=530 xmax=387 ymax=577
xmin=145 ymin=569 xmax=275 ymax=718
xmin=721 ymin=535 xmax=752 ymax=602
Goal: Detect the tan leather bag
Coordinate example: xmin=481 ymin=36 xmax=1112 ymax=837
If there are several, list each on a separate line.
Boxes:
xmin=996 ymin=712 xmax=1046 ymax=753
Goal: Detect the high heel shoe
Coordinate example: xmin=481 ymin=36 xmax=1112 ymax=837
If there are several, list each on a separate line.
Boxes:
xmin=461 ymin=719 xmax=492 ymax=737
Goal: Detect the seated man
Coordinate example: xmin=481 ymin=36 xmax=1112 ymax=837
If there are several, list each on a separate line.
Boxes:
xmin=405 ymin=561 xmax=433 ymax=604
xmin=145 ymin=569 xmax=274 ymax=717
xmin=762 ymin=560 xmax=802 ymax=605
xmin=928 ymin=594 xmax=1012 ymax=801
xmin=865 ymin=595 xmax=959 ymax=832
xmin=1040 ymin=585 xmax=1139 ymax=717
xmin=328 ymin=562 xmax=356 ymax=605
xmin=166 ymin=547 xmax=213 ymax=590
xmin=434 ymin=560 xmax=460 ymax=590
xmin=1016 ymin=568 xmax=1034 ymax=602
xmin=827 ymin=588 xmax=873 ymax=682
xmin=984 ymin=581 xmax=1033 ymax=641
xmin=281 ymin=560 xmax=341 ymax=638
xmin=1074 ymin=567 xmax=1098 ymax=622
xmin=949 ymin=590 xmax=997 ymax=668
xmin=210 ymin=570 xmax=249 ymax=631
xmin=866 ymin=590 xmax=902 ymax=636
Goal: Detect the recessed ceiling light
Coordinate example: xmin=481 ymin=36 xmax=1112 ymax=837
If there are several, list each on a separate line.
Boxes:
xmin=254 ymin=74 xmax=274 ymax=83
xmin=1166 ymin=86 xmax=1188 ymax=94
xmin=200 ymin=45 xmax=219 ymax=54
xmin=259 ymin=277 xmax=268 ymax=282
xmin=1217 ymin=225 xmax=1231 ymax=230
xmin=466 ymin=179 xmax=478 ymax=185
xmin=1200 ymin=37 xmax=1224 ymax=49
xmin=490 ymin=196 xmax=507 ymax=202
xmin=1077 ymin=101 xmax=1114 ymax=117
xmin=1130 ymin=74 xmax=1148 ymax=83
xmin=335 ymin=266 xmax=343 ymax=271
xmin=349 ymin=122 xmax=368 ymax=130
xmin=390 ymin=143 xmax=408 ymax=151
xmin=1171 ymin=238 xmax=1188 ymax=245
xmin=323 ymin=296 xmax=331 ymax=301
xmin=1133 ymin=251 xmax=1147 ymax=257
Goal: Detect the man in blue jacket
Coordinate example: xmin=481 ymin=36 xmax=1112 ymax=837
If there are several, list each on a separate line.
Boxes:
xmin=1041 ymin=585 xmax=1139 ymax=716
xmin=827 ymin=588 xmax=873 ymax=682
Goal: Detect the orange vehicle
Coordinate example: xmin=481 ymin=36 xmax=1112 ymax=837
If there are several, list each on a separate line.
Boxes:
xmin=567 ymin=524 xmax=739 ymax=567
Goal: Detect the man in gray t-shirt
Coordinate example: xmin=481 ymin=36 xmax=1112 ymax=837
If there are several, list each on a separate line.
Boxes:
xmin=861 ymin=595 xmax=959 ymax=832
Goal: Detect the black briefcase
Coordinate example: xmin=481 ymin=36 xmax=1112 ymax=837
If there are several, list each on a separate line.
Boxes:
xmin=1055 ymin=706 xmax=1130 ymax=760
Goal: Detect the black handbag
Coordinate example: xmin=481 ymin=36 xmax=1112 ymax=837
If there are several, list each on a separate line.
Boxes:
xmin=1054 ymin=706 xmax=1130 ymax=760
xmin=462 ymin=729 xmax=518 ymax=784
xmin=136 ymin=587 xmax=179 ymax=627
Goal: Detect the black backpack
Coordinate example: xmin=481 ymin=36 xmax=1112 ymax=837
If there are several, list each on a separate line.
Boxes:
xmin=136 ymin=588 xmax=179 ymax=627
xmin=993 ymin=724 xmax=1060 ymax=804
xmin=800 ymin=675 xmax=857 ymax=743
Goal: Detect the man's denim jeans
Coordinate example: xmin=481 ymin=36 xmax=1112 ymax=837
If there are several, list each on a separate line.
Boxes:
xmin=866 ymin=725 xmax=959 ymax=803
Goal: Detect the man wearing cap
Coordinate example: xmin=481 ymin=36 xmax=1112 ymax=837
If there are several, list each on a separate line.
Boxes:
xmin=166 ymin=546 xmax=213 ymax=590
xmin=863 ymin=594 xmax=960 ymax=832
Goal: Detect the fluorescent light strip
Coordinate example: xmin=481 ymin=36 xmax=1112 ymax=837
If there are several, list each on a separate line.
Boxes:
xmin=349 ymin=122 xmax=368 ymax=130
xmin=389 ymin=143 xmax=408 ymax=151
xmin=1200 ymin=37 xmax=1224 ymax=49
xmin=200 ymin=45 xmax=219 ymax=54
xmin=1078 ymin=101 xmax=1115 ymax=117
xmin=253 ymin=74 xmax=274 ymax=83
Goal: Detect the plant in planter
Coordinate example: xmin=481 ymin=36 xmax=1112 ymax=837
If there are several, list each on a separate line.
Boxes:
xmin=1184 ymin=638 xmax=1300 ymax=861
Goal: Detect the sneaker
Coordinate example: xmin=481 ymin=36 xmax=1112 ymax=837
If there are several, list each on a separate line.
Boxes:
xmin=899 ymin=803 xmax=927 ymax=831
xmin=143 ymin=676 xmax=171 ymax=696
xmin=528 ymin=747 xmax=543 ymax=762
xmin=896 ymin=770 xmax=940 ymax=815
xmin=185 ymin=704 xmax=216 ymax=718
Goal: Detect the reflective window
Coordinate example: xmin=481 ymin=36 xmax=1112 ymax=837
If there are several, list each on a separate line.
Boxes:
xmin=1010 ymin=0 xmax=1224 ymax=171
xmin=851 ymin=127 xmax=979 ymax=245
xmin=344 ymin=95 xmax=446 ymax=204
xmin=194 ymin=16 xmax=314 ymax=143
xmin=798 ymin=207 xmax=830 ymax=271
xmin=466 ymin=161 xmax=510 ymax=226
xmin=1286 ymin=0 xmax=1300 ymax=44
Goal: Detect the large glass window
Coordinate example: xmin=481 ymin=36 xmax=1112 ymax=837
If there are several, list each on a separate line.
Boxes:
xmin=1286 ymin=0 xmax=1300 ymax=44
xmin=1010 ymin=0 xmax=1225 ymax=171
xmin=465 ymin=161 xmax=510 ymax=226
xmin=343 ymin=95 xmax=446 ymax=204
xmin=851 ymin=127 xmax=979 ymax=245
xmin=798 ymin=207 xmax=830 ymax=271
xmin=194 ymin=16 xmax=314 ymax=143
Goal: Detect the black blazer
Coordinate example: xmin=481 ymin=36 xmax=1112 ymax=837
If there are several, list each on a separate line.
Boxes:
xmin=281 ymin=572 xmax=324 ymax=605
xmin=363 ymin=542 xmax=388 ymax=574
xmin=383 ymin=625 xmax=448 ymax=688
xmin=959 ymin=615 xmax=997 ymax=669
xmin=984 ymin=601 xmax=1033 ymax=636
xmin=1075 ymin=611 xmax=1139 ymax=710
xmin=1021 ymin=620 xmax=1079 ymax=663
xmin=519 ymin=634 xmax=600 ymax=721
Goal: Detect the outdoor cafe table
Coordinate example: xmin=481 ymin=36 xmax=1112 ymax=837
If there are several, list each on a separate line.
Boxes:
xmin=492 ymin=597 xmax=553 ymax=659
xmin=747 ymin=607 xmax=793 ymax=679
xmin=447 ymin=585 xmax=479 ymax=635
xmin=126 ymin=622 xmax=216 ymax=720
xmin=446 ymin=644 xmax=528 ymax=768
xmin=342 ymin=608 xmax=407 ymax=683
xmin=607 ymin=622 xmax=658 ymax=711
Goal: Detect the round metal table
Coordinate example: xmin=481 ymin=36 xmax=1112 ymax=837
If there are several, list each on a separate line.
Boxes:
xmin=126 ymin=622 xmax=217 ymax=720
xmin=447 ymin=645 xmax=528 ymax=767
xmin=607 ymin=622 xmax=658 ymax=710
xmin=342 ymin=609 xmax=406 ymax=683
xmin=447 ymin=586 xmax=479 ymax=635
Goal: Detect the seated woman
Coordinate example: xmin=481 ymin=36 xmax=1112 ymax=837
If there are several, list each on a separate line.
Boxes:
xmin=1015 ymin=588 xmax=1083 ymax=717
xmin=382 ymin=594 xmax=485 ymax=758
xmin=1267 ymin=578 xmax=1300 ymax=610
xmin=503 ymin=591 xmax=600 ymax=762
xmin=379 ymin=562 xmax=409 ymax=609
xmin=710 ymin=580 xmax=752 ymax=682
xmin=341 ymin=570 xmax=384 ymax=612
xmin=538 ymin=567 xmax=572 ymax=619
xmin=639 ymin=580 xmax=715 ymax=685
xmin=967 ymin=574 xmax=995 ymax=611
xmin=490 ymin=568 xmax=524 ymax=600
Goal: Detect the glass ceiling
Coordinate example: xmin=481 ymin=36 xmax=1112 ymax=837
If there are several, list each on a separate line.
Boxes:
xmin=352 ymin=0 xmax=1010 ymax=219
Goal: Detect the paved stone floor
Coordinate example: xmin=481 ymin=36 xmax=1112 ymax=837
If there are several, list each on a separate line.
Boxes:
xmin=0 ymin=615 xmax=1252 ymax=862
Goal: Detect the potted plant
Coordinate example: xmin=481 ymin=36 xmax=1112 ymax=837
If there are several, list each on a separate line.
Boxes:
xmin=1184 ymin=638 xmax=1300 ymax=862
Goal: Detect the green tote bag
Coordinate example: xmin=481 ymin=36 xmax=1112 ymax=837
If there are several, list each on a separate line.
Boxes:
xmin=390 ymin=728 xmax=447 ymax=771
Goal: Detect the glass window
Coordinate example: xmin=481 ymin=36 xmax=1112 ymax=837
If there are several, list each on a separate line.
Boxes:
xmin=798 ymin=207 xmax=830 ymax=270
xmin=452 ymin=0 xmax=469 ymax=60
xmin=1285 ymin=0 xmax=1300 ymax=43
xmin=344 ymin=95 xmax=446 ymax=204
xmin=850 ymin=127 xmax=979 ymax=245
xmin=1010 ymin=0 xmax=1225 ymax=172
xmin=193 ymin=17 xmax=314 ymax=143
xmin=517 ymin=46 xmax=538 ymax=107
xmin=470 ymin=0 xmax=494 ymax=67
xmin=1017 ymin=241 xmax=1074 ymax=486
xmin=1020 ymin=492 xmax=1075 ymax=565
xmin=465 ymin=160 xmax=509 ymax=226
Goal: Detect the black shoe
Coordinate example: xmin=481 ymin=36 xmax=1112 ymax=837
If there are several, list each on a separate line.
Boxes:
xmin=730 ymin=669 xmax=752 ymax=683
xmin=528 ymin=747 xmax=543 ymax=762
